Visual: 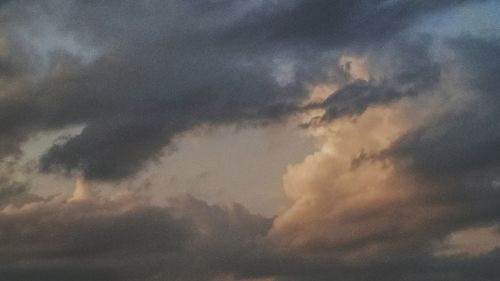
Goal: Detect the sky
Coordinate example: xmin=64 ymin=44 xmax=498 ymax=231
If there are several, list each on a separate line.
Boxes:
xmin=0 ymin=0 xmax=500 ymax=280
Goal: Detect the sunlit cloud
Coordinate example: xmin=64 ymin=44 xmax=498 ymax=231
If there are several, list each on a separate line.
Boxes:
xmin=0 ymin=0 xmax=499 ymax=280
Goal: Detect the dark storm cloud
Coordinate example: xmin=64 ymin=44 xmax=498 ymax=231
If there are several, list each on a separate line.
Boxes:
xmin=0 ymin=190 xmax=499 ymax=281
xmin=227 ymin=0 xmax=482 ymax=48
xmin=319 ymin=60 xmax=439 ymax=122
xmin=363 ymin=36 xmax=500 ymax=262
xmin=0 ymin=193 xmax=276 ymax=281
xmin=0 ymin=0 xmax=480 ymax=180
xmin=387 ymin=37 xmax=500 ymax=217
xmin=296 ymin=37 xmax=441 ymax=123
xmin=390 ymin=37 xmax=500 ymax=179
xmin=1 ymin=2 xmax=500 ymax=279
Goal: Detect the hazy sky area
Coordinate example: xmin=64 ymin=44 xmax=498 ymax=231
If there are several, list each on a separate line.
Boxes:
xmin=1 ymin=1 xmax=500 ymax=280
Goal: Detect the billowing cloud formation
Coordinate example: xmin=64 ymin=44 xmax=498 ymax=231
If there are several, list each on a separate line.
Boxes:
xmin=0 ymin=188 xmax=275 ymax=281
xmin=270 ymin=35 xmax=500 ymax=277
xmin=1 ymin=0 xmax=500 ymax=280
xmin=0 ymin=0 xmax=482 ymax=180
xmin=0 ymin=184 xmax=499 ymax=281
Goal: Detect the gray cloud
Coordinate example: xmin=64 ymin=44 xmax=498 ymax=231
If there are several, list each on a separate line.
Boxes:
xmin=0 ymin=191 xmax=277 ymax=281
xmin=294 ymin=37 xmax=441 ymax=124
xmin=386 ymin=38 xmax=500 ymax=227
xmin=226 ymin=0 xmax=482 ymax=48
xmin=319 ymin=61 xmax=439 ymax=122
xmin=0 ymin=0 xmax=480 ymax=180
xmin=390 ymin=37 xmax=500 ymax=178
xmin=1 ymin=1 xmax=500 ymax=280
xmin=0 ymin=189 xmax=499 ymax=281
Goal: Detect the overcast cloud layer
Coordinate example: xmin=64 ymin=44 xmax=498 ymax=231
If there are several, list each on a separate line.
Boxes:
xmin=1 ymin=0 xmax=500 ymax=280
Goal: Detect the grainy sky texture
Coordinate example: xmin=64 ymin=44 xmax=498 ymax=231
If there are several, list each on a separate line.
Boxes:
xmin=1 ymin=0 xmax=500 ymax=280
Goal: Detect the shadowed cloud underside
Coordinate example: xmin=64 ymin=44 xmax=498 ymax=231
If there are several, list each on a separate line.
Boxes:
xmin=0 ymin=1 xmax=500 ymax=281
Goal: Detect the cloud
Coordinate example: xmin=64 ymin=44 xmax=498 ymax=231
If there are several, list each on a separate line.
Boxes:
xmin=0 ymin=187 xmax=275 ymax=281
xmin=1 ymin=1 xmax=500 ymax=280
xmin=435 ymin=225 xmax=500 ymax=257
xmin=0 ymin=180 xmax=500 ymax=281
xmin=227 ymin=0 xmax=481 ymax=48
xmin=271 ymin=104 xmax=431 ymax=259
xmin=0 ymin=0 xmax=480 ymax=180
xmin=390 ymin=37 xmax=500 ymax=179
xmin=311 ymin=37 xmax=441 ymax=122
xmin=266 ymin=36 xmax=500 ymax=279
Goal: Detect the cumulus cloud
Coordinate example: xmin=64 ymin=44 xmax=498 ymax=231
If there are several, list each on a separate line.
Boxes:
xmin=272 ymin=104 xmax=428 ymax=258
xmin=1 ymin=1 xmax=500 ymax=280
xmin=268 ymin=35 xmax=500 ymax=279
